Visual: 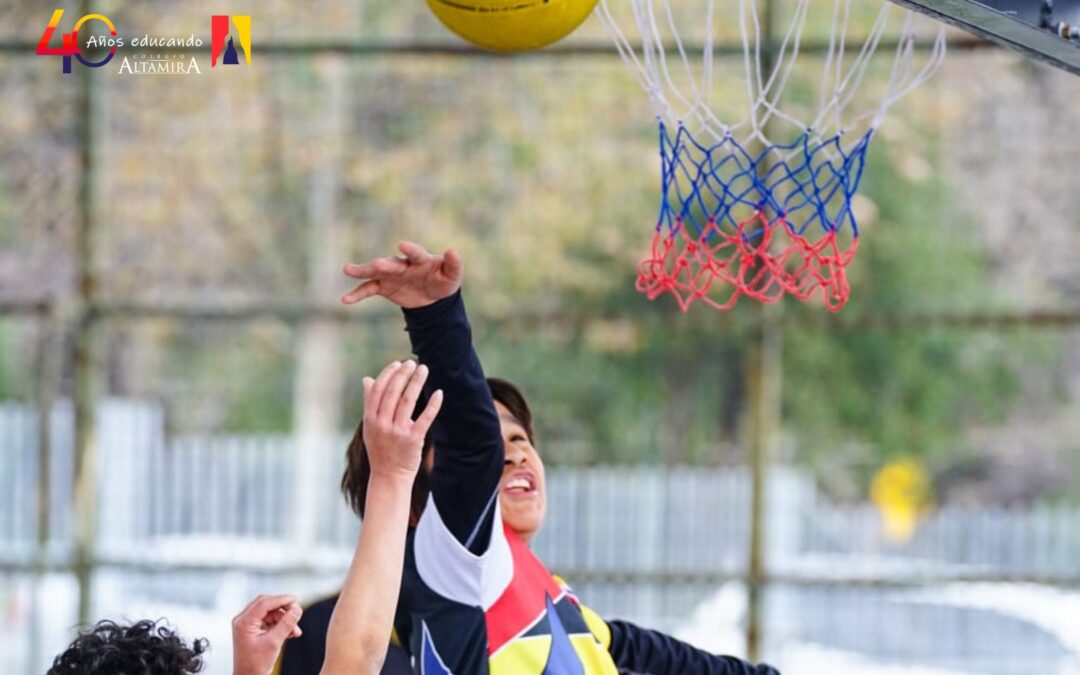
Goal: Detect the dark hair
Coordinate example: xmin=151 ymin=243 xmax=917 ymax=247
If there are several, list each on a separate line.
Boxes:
xmin=47 ymin=619 xmax=207 ymax=675
xmin=487 ymin=377 xmax=534 ymax=444
xmin=341 ymin=376 xmax=535 ymax=524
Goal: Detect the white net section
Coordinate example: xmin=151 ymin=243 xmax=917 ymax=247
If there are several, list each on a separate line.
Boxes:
xmin=600 ymin=0 xmax=946 ymax=145
xmin=598 ymin=0 xmax=947 ymax=148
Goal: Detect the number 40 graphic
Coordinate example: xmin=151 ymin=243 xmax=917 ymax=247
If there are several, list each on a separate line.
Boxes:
xmin=37 ymin=9 xmax=118 ymax=73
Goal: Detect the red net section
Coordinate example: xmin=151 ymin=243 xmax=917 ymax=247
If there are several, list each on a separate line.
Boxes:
xmin=636 ymin=213 xmax=859 ymax=313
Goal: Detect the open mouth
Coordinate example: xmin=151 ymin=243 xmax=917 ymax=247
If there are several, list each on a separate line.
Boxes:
xmin=502 ymin=470 xmax=537 ymax=497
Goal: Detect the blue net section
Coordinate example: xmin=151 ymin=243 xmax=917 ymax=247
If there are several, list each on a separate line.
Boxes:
xmin=638 ymin=122 xmax=874 ymax=312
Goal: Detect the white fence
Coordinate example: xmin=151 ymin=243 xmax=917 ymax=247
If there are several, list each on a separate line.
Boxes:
xmin=2 ymin=400 xmax=1076 ymax=579
xmin=1 ymin=400 xmax=1078 ymax=674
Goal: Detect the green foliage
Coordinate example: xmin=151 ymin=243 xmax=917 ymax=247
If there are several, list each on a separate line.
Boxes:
xmin=222 ymin=362 xmax=294 ymax=432
xmin=162 ymin=324 xmax=295 ymax=433
xmin=781 ymin=132 xmax=1020 ymax=476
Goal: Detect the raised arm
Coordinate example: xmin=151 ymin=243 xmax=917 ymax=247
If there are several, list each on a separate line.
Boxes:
xmin=320 ymin=361 xmax=442 ymax=675
xmin=343 ymin=242 xmax=504 ymax=554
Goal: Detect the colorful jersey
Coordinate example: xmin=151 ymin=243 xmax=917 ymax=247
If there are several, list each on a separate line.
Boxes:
xmin=400 ymin=505 xmax=619 ymax=675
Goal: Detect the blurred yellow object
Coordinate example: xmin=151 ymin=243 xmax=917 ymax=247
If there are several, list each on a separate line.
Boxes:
xmin=870 ymin=459 xmax=931 ymax=544
xmin=426 ymin=0 xmax=599 ymax=52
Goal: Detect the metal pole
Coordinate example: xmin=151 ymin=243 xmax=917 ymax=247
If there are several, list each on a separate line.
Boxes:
xmin=30 ymin=304 xmax=61 ymax=673
xmin=290 ymin=54 xmax=348 ymax=563
xmin=0 ymin=35 xmax=997 ymax=57
xmin=745 ymin=306 xmax=782 ymax=661
xmin=72 ymin=0 xmax=104 ymax=626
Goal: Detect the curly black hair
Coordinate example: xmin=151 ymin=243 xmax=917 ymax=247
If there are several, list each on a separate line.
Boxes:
xmin=47 ymin=619 xmax=208 ymax=675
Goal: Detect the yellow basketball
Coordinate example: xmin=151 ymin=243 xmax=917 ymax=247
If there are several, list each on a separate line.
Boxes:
xmin=426 ymin=0 xmax=599 ymax=52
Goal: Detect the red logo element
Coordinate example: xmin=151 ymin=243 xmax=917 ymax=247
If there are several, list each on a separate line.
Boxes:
xmin=211 ymin=15 xmax=251 ymax=67
xmin=37 ymin=9 xmax=118 ymax=73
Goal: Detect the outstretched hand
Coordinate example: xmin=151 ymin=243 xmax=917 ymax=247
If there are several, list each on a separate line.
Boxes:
xmin=231 ymin=594 xmax=303 ymax=675
xmin=362 ymin=360 xmax=443 ymax=482
xmin=342 ymin=241 xmax=463 ymax=309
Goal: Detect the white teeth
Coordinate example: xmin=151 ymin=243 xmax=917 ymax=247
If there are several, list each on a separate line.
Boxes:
xmin=506 ymin=478 xmax=530 ymax=491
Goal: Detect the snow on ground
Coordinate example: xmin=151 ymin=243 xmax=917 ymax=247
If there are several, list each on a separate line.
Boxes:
xmin=773 ymin=643 xmax=974 ymax=675
xmin=673 ymin=582 xmax=748 ymax=656
xmin=674 ymin=580 xmax=1080 ymax=675
xmin=904 ymin=583 xmax=1080 ymax=657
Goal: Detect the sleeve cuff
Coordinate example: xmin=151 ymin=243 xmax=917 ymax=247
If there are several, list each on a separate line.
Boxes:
xmin=402 ymin=289 xmax=464 ymax=332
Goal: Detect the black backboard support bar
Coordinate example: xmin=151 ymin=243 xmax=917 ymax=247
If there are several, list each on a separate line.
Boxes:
xmin=888 ymin=0 xmax=1080 ymax=75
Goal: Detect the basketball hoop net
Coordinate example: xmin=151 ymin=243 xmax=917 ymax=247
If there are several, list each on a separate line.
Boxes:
xmin=599 ymin=0 xmax=946 ymax=312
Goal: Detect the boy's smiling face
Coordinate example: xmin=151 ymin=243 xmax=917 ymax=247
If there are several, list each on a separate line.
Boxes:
xmin=496 ymin=400 xmax=547 ymax=543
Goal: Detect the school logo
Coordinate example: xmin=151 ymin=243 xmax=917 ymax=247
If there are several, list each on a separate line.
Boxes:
xmin=211 ymin=15 xmax=251 ymax=67
xmin=37 ymin=9 xmax=204 ymax=75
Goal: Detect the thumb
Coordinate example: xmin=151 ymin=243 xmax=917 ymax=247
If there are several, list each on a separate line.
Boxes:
xmin=441 ymin=248 xmax=463 ymax=282
xmin=268 ymin=605 xmax=303 ymax=644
